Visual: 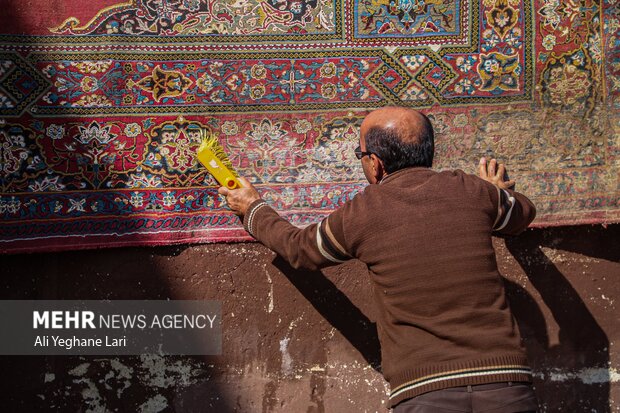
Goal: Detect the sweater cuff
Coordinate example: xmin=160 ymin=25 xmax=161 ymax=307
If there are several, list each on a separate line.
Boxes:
xmin=243 ymin=199 xmax=270 ymax=237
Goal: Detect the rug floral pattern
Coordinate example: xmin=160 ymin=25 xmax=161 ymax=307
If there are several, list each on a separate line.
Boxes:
xmin=0 ymin=0 xmax=617 ymax=252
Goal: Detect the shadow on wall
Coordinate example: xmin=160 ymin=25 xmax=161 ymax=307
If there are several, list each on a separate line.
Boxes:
xmin=0 ymin=245 xmax=234 ymax=413
xmin=272 ymin=257 xmax=382 ymax=371
xmin=504 ymin=225 xmax=617 ymax=413
xmin=272 ymin=224 xmax=618 ymax=412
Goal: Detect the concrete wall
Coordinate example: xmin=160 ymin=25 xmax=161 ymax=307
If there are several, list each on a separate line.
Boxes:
xmin=1 ymin=224 xmax=618 ymax=412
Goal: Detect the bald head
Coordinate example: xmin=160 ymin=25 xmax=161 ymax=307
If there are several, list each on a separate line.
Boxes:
xmin=361 ymin=106 xmax=431 ymax=145
xmin=360 ymin=107 xmax=435 ymax=174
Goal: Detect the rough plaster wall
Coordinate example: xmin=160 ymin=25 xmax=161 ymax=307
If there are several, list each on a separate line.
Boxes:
xmin=0 ymin=224 xmax=618 ymax=412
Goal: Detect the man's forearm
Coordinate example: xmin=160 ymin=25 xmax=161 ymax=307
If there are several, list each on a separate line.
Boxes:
xmin=243 ymin=200 xmax=337 ymax=270
xmin=493 ymin=188 xmax=536 ymax=235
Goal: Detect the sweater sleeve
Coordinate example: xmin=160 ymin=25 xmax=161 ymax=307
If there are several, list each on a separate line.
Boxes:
xmin=243 ymin=199 xmax=354 ymax=270
xmin=489 ymin=185 xmax=537 ymax=235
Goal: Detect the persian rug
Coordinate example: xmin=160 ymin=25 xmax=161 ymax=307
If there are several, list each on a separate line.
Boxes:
xmin=0 ymin=0 xmax=618 ymax=253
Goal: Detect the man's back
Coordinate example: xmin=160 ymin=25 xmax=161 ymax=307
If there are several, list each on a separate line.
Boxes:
xmin=323 ymin=166 xmax=536 ymax=405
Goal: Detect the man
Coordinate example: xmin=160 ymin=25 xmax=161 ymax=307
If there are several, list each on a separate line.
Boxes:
xmin=218 ymin=107 xmax=538 ymax=412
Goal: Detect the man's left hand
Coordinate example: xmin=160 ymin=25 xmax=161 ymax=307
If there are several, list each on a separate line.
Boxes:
xmin=218 ymin=177 xmax=261 ymax=216
xmin=478 ymin=157 xmax=515 ymax=190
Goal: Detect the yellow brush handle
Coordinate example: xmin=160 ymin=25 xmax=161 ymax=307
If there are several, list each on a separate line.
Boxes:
xmin=196 ymin=144 xmax=241 ymax=189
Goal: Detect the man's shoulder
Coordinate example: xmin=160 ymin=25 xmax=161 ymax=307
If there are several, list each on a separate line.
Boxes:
xmin=381 ymin=167 xmax=485 ymax=187
xmin=435 ymin=168 xmax=492 ymax=188
xmin=436 ymin=168 xmax=474 ymax=179
xmin=358 ymin=168 xmax=494 ymax=200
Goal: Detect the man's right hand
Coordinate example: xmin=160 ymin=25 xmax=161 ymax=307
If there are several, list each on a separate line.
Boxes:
xmin=217 ymin=177 xmax=261 ymax=217
xmin=478 ymin=157 xmax=515 ymax=190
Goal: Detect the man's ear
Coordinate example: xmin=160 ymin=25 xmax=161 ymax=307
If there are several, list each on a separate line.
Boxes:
xmin=371 ymin=154 xmax=385 ymax=181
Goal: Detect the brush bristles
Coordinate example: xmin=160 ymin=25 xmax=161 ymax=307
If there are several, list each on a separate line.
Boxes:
xmin=201 ymin=131 xmax=238 ymax=177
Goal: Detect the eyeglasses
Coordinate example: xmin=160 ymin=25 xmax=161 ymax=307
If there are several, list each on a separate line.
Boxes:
xmin=354 ymin=145 xmax=372 ymax=160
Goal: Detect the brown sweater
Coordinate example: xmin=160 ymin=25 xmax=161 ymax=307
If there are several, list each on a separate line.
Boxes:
xmin=243 ymin=167 xmax=536 ymax=407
